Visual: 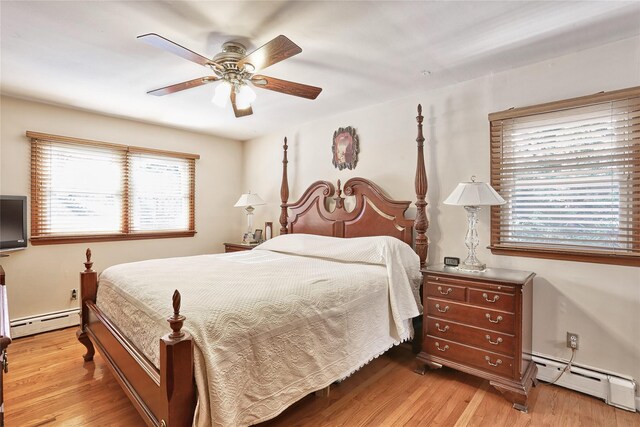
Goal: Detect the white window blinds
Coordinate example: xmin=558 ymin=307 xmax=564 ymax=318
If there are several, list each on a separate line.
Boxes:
xmin=129 ymin=152 xmax=194 ymax=232
xmin=32 ymin=141 xmax=125 ymax=235
xmin=29 ymin=132 xmax=198 ymax=244
xmin=489 ymin=87 xmax=640 ymax=266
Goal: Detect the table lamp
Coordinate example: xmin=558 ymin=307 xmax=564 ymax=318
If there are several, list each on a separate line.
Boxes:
xmin=443 ymin=176 xmax=505 ymax=271
xmin=234 ymin=192 xmax=265 ymax=241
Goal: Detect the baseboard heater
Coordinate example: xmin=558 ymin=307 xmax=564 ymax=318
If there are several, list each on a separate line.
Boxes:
xmin=10 ymin=308 xmax=79 ymax=339
xmin=532 ymin=353 xmax=637 ymax=412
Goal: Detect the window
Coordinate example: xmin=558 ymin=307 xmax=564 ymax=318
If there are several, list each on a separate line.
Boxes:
xmin=28 ymin=132 xmax=198 ymax=245
xmin=489 ymin=87 xmax=639 ymax=267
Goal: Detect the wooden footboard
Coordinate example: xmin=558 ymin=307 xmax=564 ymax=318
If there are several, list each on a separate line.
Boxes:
xmin=77 ymin=250 xmax=196 ymax=427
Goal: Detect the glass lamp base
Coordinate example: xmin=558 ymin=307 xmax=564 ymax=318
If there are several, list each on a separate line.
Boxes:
xmin=460 ymin=205 xmax=486 ymax=272
xmin=458 ymin=262 xmax=486 ymax=272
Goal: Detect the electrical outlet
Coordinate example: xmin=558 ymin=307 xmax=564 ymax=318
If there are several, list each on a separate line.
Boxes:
xmin=70 ymin=288 xmax=78 ymax=301
xmin=566 ymin=332 xmax=579 ymax=350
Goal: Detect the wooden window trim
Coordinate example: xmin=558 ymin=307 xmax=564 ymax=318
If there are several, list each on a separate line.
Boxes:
xmin=29 ymin=231 xmax=196 ymax=246
xmin=489 ymin=86 xmax=640 ymax=267
xmin=26 ymin=131 xmax=200 ymax=160
xmin=488 ymin=246 xmax=639 ymax=267
xmin=28 ymin=131 xmax=198 ymax=245
xmin=489 ymin=86 xmax=640 ymax=121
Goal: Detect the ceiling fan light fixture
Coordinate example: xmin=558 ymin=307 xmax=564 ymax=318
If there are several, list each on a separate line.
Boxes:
xmin=212 ymin=81 xmax=231 ymax=107
xmin=236 ymin=84 xmax=256 ymax=110
xmin=139 ymin=33 xmax=322 ymax=118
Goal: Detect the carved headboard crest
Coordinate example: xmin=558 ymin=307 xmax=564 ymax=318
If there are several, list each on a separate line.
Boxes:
xmin=285 ymin=177 xmax=414 ymax=247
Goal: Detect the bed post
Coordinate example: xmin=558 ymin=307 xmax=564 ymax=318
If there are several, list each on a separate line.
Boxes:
xmin=76 ymin=248 xmax=96 ymax=361
xmin=159 ymin=290 xmax=196 ymax=427
xmin=414 ymin=104 xmax=429 ymax=267
xmin=280 ymin=137 xmax=289 ymax=235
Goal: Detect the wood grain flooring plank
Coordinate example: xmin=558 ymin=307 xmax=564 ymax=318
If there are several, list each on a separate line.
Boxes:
xmin=4 ymin=328 xmax=639 ymax=426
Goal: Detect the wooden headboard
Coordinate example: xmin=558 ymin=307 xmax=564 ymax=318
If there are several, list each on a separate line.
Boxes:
xmin=278 ymin=105 xmax=429 ymax=266
xmin=285 ymin=178 xmax=414 ymax=246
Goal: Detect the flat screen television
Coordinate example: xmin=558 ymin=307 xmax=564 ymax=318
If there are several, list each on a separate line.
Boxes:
xmin=0 ymin=195 xmax=27 ymax=251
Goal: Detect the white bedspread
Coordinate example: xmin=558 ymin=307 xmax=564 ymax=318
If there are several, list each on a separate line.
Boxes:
xmin=96 ymin=234 xmax=422 ymax=427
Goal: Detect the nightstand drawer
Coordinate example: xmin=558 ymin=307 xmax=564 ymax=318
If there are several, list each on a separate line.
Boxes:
xmin=426 ymin=317 xmax=515 ymax=356
xmin=424 ymin=274 xmax=515 ymax=294
xmin=468 ymin=288 xmax=515 ymax=312
xmin=426 ymin=336 xmax=515 ymax=378
xmin=426 ymin=298 xmax=515 ymax=334
xmin=425 ymin=281 xmax=466 ymax=301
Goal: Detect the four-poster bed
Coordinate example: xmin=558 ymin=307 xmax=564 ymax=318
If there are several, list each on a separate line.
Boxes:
xmin=76 ymin=105 xmax=429 ymax=427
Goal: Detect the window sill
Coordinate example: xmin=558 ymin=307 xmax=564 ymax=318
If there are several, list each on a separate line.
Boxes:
xmin=30 ymin=231 xmax=196 ymax=246
xmin=489 ymin=246 xmax=640 ymax=267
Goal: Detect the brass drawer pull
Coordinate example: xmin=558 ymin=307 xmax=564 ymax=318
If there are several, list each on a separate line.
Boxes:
xmin=485 ymin=356 xmax=502 ymax=367
xmin=435 ymin=342 xmax=449 ymax=352
xmin=2 ymin=351 xmax=7 ymax=373
xmin=435 ymin=323 xmax=449 ymax=333
xmin=485 ymin=334 xmax=503 ymax=345
xmin=435 ymin=304 xmax=450 ymax=313
xmin=482 ymin=293 xmax=500 ymax=303
xmin=438 ymin=286 xmax=453 ymax=295
xmin=485 ymin=313 xmax=503 ymax=323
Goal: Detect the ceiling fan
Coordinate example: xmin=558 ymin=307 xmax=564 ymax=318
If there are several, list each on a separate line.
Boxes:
xmin=138 ymin=33 xmax=322 ymax=118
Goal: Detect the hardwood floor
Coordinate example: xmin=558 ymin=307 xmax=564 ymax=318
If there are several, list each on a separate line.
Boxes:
xmin=5 ymin=328 xmax=639 ymax=426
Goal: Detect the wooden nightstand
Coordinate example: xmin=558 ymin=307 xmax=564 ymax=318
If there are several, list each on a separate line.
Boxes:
xmin=416 ymin=264 xmax=537 ymax=412
xmin=223 ymin=242 xmax=258 ymax=253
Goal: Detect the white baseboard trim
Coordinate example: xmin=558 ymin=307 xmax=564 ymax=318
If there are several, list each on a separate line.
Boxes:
xmin=10 ymin=308 xmax=79 ymax=338
xmin=532 ymin=352 xmax=637 ymax=412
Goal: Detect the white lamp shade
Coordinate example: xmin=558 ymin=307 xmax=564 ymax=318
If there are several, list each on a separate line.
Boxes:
xmin=234 ymin=192 xmax=265 ymax=208
xmin=236 ymin=84 xmax=256 ymax=109
xmin=443 ymin=180 xmax=505 ymax=206
xmin=212 ymin=81 xmax=231 ymax=107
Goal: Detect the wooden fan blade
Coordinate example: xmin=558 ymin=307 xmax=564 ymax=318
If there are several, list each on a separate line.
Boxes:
xmin=237 ymin=35 xmax=302 ymax=72
xmin=147 ymin=77 xmax=218 ymax=96
xmin=230 ymin=91 xmax=253 ymax=117
xmin=138 ymin=33 xmax=212 ymax=67
xmin=251 ymin=75 xmax=322 ymax=99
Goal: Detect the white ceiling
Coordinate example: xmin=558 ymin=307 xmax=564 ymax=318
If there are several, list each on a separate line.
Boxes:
xmin=2 ymin=1 xmax=639 ymax=141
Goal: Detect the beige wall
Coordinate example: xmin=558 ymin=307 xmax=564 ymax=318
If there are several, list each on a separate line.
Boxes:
xmin=0 ymin=96 xmax=244 ymax=319
xmin=243 ymin=36 xmax=640 ymax=384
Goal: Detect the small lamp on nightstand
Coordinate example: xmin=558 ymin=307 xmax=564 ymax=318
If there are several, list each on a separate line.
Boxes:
xmin=444 ymin=176 xmax=505 ymax=271
xmin=234 ymin=192 xmax=265 ymax=242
